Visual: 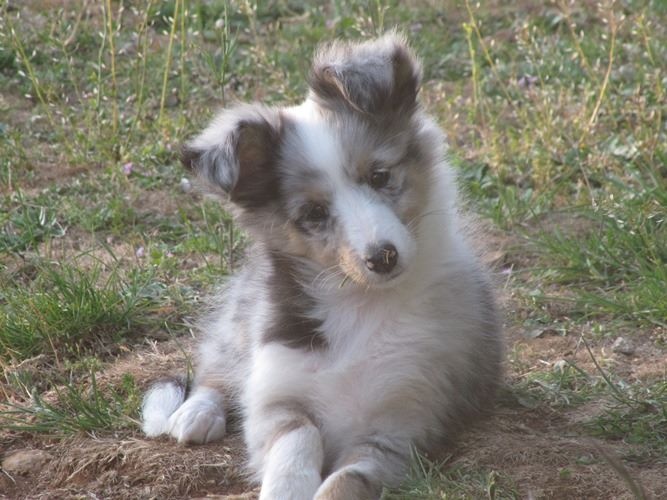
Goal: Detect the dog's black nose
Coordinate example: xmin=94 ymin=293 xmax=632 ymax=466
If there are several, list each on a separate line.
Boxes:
xmin=365 ymin=243 xmax=398 ymax=274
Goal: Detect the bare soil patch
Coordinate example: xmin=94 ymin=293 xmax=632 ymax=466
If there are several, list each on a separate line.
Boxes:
xmin=2 ymin=320 xmax=665 ymax=499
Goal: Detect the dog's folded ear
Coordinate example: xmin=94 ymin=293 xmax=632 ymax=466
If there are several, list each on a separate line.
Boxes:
xmin=309 ymin=31 xmax=422 ymax=117
xmin=181 ymin=104 xmax=282 ymax=210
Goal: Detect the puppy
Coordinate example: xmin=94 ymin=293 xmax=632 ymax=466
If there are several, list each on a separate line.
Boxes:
xmin=142 ymin=33 xmax=502 ymax=499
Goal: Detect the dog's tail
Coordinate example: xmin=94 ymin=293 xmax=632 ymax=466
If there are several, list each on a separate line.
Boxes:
xmin=141 ymin=377 xmax=187 ymax=437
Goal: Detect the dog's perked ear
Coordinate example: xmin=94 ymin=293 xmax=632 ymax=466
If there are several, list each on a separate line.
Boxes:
xmin=309 ymin=32 xmax=422 ymax=117
xmin=181 ymin=104 xmax=282 ymax=210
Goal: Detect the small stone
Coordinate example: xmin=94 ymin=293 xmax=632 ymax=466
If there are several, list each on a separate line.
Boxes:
xmin=525 ymin=327 xmax=559 ymax=339
xmin=553 ymin=359 xmax=568 ymax=372
xmin=518 ymin=75 xmax=539 ymax=89
xmin=2 ymin=449 xmax=52 ymax=475
xmin=180 ymin=177 xmax=192 ymax=193
xmin=165 ymin=93 xmax=180 ymax=108
xmin=612 ymin=336 xmax=635 ymax=355
xmin=410 ymin=22 xmax=423 ymax=34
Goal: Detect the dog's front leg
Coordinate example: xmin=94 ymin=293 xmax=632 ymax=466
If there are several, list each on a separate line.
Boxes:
xmin=245 ymin=343 xmax=324 ymax=499
xmin=314 ymin=437 xmax=410 ymax=500
xmin=247 ymin=406 xmax=324 ymax=500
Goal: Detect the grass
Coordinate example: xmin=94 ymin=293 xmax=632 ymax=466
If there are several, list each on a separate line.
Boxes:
xmin=587 ymin=378 xmax=667 ymax=459
xmin=530 ymin=173 xmax=667 ymax=327
xmin=385 ymin=452 xmax=518 ymax=499
xmin=0 ymin=257 xmax=162 ymax=363
xmin=1 ymin=369 xmax=140 ymax=434
xmin=0 ymin=0 xmax=665 ymax=497
xmin=1 ymin=191 xmax=66 ymax=253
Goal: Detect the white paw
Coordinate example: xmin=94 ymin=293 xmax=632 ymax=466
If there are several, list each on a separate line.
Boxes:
xmin=259 ymin=470 xmax=321 ymax=500
xmin=167 ymin=389 xmax=226 ymax=444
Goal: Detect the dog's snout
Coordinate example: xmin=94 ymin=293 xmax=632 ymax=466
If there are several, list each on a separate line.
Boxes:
xmin=365 ymin=243 xmax=398 ymax=274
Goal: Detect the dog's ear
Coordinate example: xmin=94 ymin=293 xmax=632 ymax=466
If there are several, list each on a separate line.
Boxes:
xmin=309 ymin=32 xmax=422 ymax=116
xmin=181 ymin=104 xmax=282 ymax=210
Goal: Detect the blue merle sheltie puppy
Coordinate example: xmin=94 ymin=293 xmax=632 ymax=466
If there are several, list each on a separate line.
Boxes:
xmin=142 ymin=32 xmax=502 ymax=500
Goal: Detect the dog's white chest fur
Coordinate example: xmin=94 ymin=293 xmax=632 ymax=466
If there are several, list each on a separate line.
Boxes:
xmin=247 ymin=282 xmax=453 ymax=450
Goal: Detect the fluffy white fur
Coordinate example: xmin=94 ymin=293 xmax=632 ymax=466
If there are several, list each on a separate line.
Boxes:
xmin=141 ymin=378 xmax=187 ymax=438
xmin=143 ymin=32 xmax=502 ymax=499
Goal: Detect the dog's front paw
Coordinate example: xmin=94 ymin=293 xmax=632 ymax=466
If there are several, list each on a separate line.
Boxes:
xmin=259 ymin=471 xmax=321 ymax=500
xmin=314 ymin=466 xmax=382 ymax=500
xmin=167 ymin=388 xmax=226 ymax=444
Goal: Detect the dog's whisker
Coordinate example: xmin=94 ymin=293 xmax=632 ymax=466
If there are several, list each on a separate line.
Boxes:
xmin=338 ymin=274 xmax=350 ymax=288
xmin=317 ymin=273 xmax=341 ymax=290
xmin=312 ymin=266 xmax=346 ymax=289
xmin=311 ymin=265 xmax=337 ymax=286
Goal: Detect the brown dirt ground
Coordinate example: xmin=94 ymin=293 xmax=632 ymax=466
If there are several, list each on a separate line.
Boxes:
xmin=2 ymin=306 xmax=666 ymax=499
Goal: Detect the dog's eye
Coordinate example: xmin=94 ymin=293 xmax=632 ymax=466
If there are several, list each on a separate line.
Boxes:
xmin=369 ymin=170 xmax=390 ymax=189
xmin=304 ymin=203 xmax=329 ymax=223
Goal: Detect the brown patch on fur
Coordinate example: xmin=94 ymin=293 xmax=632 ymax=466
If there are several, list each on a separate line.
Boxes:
xmin=263 ymin=253 xmax=327 ymax=350
xmin=231 ymin=117 xmax=282 ymax=210
xmin=183 ymin=105 xmax=283 ymax=212
xmin=400 ymin=160 xmax=433 ymax=228
xmin=309 ymin=33 xmax=421 ymax=120
xmin=389 ymin=43 xmax=421 ymax=113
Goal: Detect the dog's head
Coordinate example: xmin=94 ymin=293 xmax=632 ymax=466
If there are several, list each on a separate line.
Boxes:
xmin=183 ymin=33 xmax=443 ymax=288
